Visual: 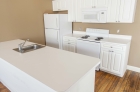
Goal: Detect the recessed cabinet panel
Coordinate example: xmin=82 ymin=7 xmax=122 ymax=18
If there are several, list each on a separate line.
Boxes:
xmin=82 ymin=0 xmax=93 ymax=8
xmin=111 ymin=51 xmax=123 ymax=74
xmin=76 ymin=0 xmax=82 ymax=22
xmin=68 ymin=0 xmax=76 ymax=22
xmin=52 ymin=0 xmax=68 ymax=11
xmin=119 ymin=0 xmax=137 ymax=23
xmin=52 ymin=1 xmax=59 ymax=11
xmin=60 ymin=0 xmax=67 ymax=10
xmin=95 ymin=0 xmax=109 ymax=7
xmin=100 ymin=49 xmax=110 ymax=71
xmin=107 ymin=0 xmax=120 ymax=22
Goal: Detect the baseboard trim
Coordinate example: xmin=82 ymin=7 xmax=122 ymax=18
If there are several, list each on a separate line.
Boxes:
xmin=127 ymin=65 xmax=140 ymax=73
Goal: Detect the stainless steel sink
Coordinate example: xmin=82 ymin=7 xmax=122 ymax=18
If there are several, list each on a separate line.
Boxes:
xmin=13 ymin=44 xmax=45 ymax=53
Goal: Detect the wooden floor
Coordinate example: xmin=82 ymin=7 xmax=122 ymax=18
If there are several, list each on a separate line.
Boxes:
xmin=95 ymin=70 xmax=140 ymax=92
xmin=0 ymin=82 xmax=10 ymax=92
xmin=0 ymin=70 xmax=140 ymax=92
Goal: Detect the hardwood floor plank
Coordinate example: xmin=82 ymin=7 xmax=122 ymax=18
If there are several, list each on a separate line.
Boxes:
xmin=106 ymin=76 xmax=120 ymax=92
xmin=125 ymin=71 xmax=139 ymax=92
xmin=96 ymin=74 xmax=113 ymax=92
xmin=115 ymin=70 xmax=132 ymax=92
xmin=103 ymin=75 xmax=117 ymax=92
xmin=0 ymin=82 xmax=10 ymax=92
xmin=95 ymin=72 xmax=108 ymax=92
xmin=135 ymin=73 xmax=140 ymax=92
xmin=95 ymin=71 xmax=106 ymax=84
xmin=112 ymin=70 xmax=128 ymax=92
xmin=95 ymin=71 xmax=105 ymax=79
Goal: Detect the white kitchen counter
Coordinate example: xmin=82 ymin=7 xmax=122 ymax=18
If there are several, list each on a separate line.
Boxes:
xmin=64 ymin=34 xmax=131 ymax=44
xmin=0 ymin=39 xmax=100 ymax=92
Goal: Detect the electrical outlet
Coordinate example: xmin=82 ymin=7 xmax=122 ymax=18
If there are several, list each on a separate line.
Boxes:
xmin=117 ymin=29 xmax=120 ymax=33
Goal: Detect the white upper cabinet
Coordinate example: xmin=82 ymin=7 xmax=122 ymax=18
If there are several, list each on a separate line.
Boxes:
xmin=119 ymin=0 xmax=137 ymax=23
xmin=107 ymin=0 xmax=120 ymax=22
xmin=76 ymin=0 xmax=82 ymax=22
xmin=94 ymin=0 xmax=109 ymax=7
xmin=81 ymin=0 xmax=94 ymax=8
xmin=107 ymin=0 xmax=137 ymax=23
xmin=68 ymin=0 xmax=76 ymax=22
xmin=66 ymin=0 xmax=137 ymax=23
xmin=52 ymin=0 xmax=67 ymax=11
xmin=52 ymin=0 xmax=59 ymax=11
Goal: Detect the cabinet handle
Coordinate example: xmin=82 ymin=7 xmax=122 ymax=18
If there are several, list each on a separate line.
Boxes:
xmin=116 ymin=21 xmax=118 ymax=22
xmin=112 ymin=51 xmax=114 ymax=52
xmin=110 ymin=47 xmax=113 ymax=48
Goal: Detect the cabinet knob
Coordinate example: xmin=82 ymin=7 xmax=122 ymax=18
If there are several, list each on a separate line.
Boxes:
xmin=112 ymin=51 xmax=114 ymax=52
xmin=116 ymin=21 xmax=118 ymax=22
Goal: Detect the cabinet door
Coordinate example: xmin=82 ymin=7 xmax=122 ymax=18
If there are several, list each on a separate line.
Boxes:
xmin=63 ymin=43 xmax=75 ymax=52
xmin=63 ymin=42 xmax=69 ymax=51
xmin=119 ymin=0 xmax=137 ymax=23
xmin=107 ymin=0 xmax=120 ymax=22
xmin=81 ymin=0 xmax=94 ymax=8
xmin=52 ymin=0 xmax=59 ymax=11
xmin=100 ymin=49 xmax=111 ymax=71
xmin=60 ymin=0 xmax=67 ymax=10
xmin=76 ymin=0 xmax=82 ymax=22
xmin=69 ymin=44 xmax=76 ymax=52
xmin=68 ymin=0 xmax=76 ymax=22
xmin=110 ymin=51 xmax=124 ymax=74
xmin=95 ymin=0 xmax=109 ymax=7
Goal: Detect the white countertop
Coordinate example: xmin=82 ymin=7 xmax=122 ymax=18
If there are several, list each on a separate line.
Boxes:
xmin=64 ymin=33 xmax=131 ymax=44
xmin=0 ymin=39 xmax=100 ymax=92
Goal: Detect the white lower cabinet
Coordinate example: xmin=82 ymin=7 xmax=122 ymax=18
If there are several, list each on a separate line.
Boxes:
xmin=63 ymin=36 xmax=76 ymax=52
xmin=100 ymin=42 xmax=130 ymax=77
xmin=100 ymin=49 xmax=110 ymax=71
xmin=100 ymin=49 xmax=124 ymax=75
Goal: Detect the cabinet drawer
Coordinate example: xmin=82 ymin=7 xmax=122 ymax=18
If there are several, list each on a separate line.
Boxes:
xmin=101 ymin=42 xmax=126 ymax=51
xmin=63 ymin=36 xmax=77 ymax=43
xmin=63 ymin=42 xmax=76 ymax=45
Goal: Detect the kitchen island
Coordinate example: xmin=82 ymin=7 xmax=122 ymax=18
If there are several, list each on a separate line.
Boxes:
xmin=0 ymin=39 xmax=100 ymax=92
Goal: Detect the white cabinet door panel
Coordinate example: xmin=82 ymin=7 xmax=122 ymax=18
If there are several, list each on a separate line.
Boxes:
xmin=44 ymin=14 xmax=59 ymax=29
xmin=100 ymin=49 xmax=110 ymax=71
xmin=68 ymin=0 xmax=76 ymax=22
xmin=69 ymin=44 xmax=76 ymax=52
xmin=82 ymin=0 xmax=93 ymax=8
xmin=107 ymin=0 xmax=120 ymax=22
xmin=111 ymin=51 xmax=124 ymax=74
xmin=95 ymin=0 xmax=109 ymax=7
xmin=60 ymin=0 xmax=67 ymax=10
xmin=76 ymin=0 xmax=82 ymax=22
xmin=52 ymin=1 xmax=59 ymax=11
xmin=119 ymin=0 xmax=137 ymax=23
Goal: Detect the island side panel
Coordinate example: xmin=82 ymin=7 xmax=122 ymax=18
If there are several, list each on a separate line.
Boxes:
xmin=0 ymin=58 xmax=56 ymax=92
xmin=65 ymin=67 xmax=96 ymax=92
